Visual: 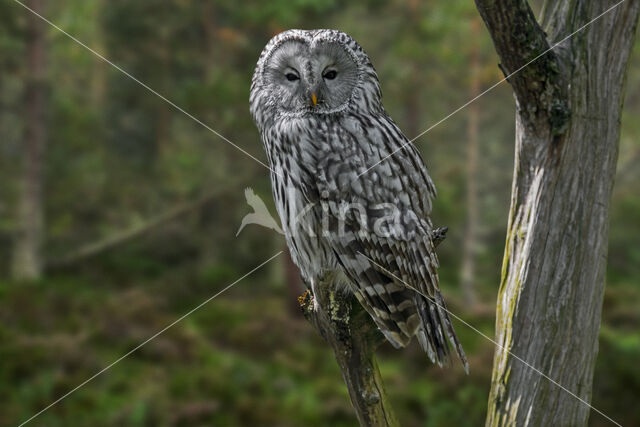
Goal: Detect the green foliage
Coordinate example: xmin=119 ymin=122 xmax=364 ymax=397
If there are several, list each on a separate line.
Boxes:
xmin=0 ymin=276 xmax=494 ymax=426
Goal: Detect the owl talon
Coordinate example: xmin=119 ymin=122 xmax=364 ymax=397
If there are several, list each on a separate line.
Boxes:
xmin=298 ymin=290 xmax=313 ymax=312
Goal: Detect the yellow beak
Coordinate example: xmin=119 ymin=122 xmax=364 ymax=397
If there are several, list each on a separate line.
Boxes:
xmin=311 ymin=93 xmax=317 ymax=107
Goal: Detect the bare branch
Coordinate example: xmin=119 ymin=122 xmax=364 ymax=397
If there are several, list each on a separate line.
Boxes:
xmin=299 ymin=282 xmax=398 ymax=426
xmin=46 ymin=185 xmax=238 ymax=269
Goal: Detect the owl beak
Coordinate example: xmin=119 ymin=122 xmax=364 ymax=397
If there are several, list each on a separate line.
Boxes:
xmin=311 ymin=93 xmax=318 ymax=107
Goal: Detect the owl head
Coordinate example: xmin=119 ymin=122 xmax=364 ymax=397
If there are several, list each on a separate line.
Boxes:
xmin=250 ymin=29 xmax=383 ymax=130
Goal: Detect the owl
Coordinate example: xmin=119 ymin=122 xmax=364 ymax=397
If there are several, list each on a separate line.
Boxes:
xmin=250 ymin=29 xmax=467 ymax=371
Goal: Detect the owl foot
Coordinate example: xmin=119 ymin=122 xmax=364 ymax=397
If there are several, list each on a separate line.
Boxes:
xmin=298 ymin=290 xmax=314 ymax=314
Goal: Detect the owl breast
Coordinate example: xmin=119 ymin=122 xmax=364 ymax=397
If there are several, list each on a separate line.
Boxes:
xmin=264 ymin=114 xmax=340 ymax=282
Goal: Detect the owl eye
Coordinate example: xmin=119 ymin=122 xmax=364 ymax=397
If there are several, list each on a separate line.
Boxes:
xmin=285 ymin=72 xmax=299 ymax=82
xmin=323 ymin=70 xmax=338 ymax=80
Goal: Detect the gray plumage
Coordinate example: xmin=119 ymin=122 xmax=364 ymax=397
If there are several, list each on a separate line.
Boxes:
xmin=250 ymin=29 xmax=467 ymax=371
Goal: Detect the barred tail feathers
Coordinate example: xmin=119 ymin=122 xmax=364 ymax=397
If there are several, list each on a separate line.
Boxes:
xmin=415 ymin=293 xmax=469 ymax=373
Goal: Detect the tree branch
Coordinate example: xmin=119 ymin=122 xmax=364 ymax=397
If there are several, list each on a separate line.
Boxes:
xmin=474 ymin=0 xmax=570 ymax=136
xmin=299 ymin=286 xmax=395 ymax=426
xmin=46 ymin=185 xmax=236 ymax=269
xmin=298 ymin=227 xmax=448 ymax=426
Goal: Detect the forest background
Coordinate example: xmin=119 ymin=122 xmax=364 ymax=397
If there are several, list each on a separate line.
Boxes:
xmin=1 ymin=1 xmax=638 ymax=425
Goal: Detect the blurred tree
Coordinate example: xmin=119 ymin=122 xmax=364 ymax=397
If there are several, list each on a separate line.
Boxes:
xmin=474 ymin=1 xmax=640 ymax=425
xmin=11 ymin=0 xmax=47 ymax=280
xmin=461 ymin=16 xmax=481 ymax=306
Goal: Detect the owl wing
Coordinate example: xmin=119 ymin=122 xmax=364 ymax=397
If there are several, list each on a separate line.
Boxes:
xmin=316 ymin=113 xmax=468 ymax=371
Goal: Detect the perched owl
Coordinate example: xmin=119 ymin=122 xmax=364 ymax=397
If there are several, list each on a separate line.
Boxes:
xmin=250 ymin=29 xmax=467 ymax=371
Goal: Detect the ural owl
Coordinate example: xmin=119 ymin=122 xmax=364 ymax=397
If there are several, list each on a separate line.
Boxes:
xmin=250 ymin=29 xmax=467 ymax=370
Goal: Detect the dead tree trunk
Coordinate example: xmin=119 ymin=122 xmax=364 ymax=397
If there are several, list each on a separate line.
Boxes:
xmin=299 ymin=287 xmax=398 ymax=427
xmin=473 ymin=1 xmax=640 ymax=425
xmin=12 ymin=0 xmax=47 ymax=281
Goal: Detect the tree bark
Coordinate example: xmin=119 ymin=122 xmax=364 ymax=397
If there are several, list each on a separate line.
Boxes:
xmin=299 ymin=286 xmax=397 ymax=427
xmin=474 ymin=0 xmax=640 ymax=425
xmin=11 ymin=0 xmax=47 ymax=281
xmin=299 ymin=228 xmax=448 ymax=426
